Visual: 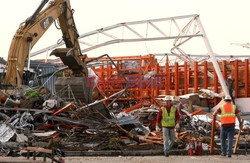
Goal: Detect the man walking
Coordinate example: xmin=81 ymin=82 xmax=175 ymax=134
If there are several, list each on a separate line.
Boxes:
xmin=156 ymin=96 xmax=180 ymax=157
xmin=213 ymin=96 xmax=242 ymax=157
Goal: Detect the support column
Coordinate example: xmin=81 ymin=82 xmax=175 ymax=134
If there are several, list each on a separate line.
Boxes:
xmin=139 ymin=57 xmax=143 ymax=101
xmin=234 ymin=60 xmax=238 ymax=98
xmin=184 ymin=62 xmax=188 ymax=94
xmin=117 ymin=61 xmax=120 ymax=76
xmin=222 ymin=60 xmax=227 ymax=79
xmin=100 ymin=65 xmax=104 ymax=78
xmin=107 ymin=65 xmax=112 ymax=79
xmin=245 ymin=59 xmax=249 ymax=97
xmin=155 ymin=63 xmax=160 ymax=97
xmin=203 ymin=61 xmax=208 ymax=89
xmin=165 ymin=58 xmax=170 ymax=95
xmin=194 ymin=61 xmax=198 ymax=92
xmin=214 ymin=69 xmax=219 ymax=104
xmin=100 ymin=65 xmax=104 ymax=91
xmin=175 ymin=62 xmax=179 ymax=96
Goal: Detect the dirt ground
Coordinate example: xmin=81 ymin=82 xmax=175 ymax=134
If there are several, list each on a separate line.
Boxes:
xmin=1 ymin=155 xmax=250 ymax=163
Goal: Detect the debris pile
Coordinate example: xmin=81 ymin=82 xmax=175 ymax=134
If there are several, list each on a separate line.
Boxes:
xmin=0 ymin=85 xmax=250 ymax=158
xmin=0 ymin=86 xmax=161 ymax=157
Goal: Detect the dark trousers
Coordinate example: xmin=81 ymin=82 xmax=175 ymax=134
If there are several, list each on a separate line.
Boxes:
xmin=220 ymin=126 xmax=235 ymax=156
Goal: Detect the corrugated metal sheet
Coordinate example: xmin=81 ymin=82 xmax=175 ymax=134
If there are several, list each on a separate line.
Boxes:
xmin=0 ymin=57 xmax=6 ymax=65
xmin=0 ymin=58 xmax=7 ymax=82
xmin=30 ymin=61 xmax=57 ymax=94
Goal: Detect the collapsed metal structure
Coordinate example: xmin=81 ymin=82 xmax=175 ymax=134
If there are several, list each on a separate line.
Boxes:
xmin=31 ymin=14 xmax=240 ymax=99
xmin=1 ymin=13 xmax=250 ymax=159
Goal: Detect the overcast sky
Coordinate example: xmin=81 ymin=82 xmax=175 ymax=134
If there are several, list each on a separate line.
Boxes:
xmin=1 ymin=0 xmax=250 ymax=60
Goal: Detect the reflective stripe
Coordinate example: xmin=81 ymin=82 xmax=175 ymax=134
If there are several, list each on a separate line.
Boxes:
xmin=161 ymin=106 xmax=176 ymax=127
xmin=221 ymin=103 xmax=236 ymax=124
xmin=221 ymin=105 xmax=235 ymax=116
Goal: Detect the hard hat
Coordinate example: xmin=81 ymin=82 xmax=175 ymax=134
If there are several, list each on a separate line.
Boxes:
xmin=112 ymin=102 xmax=118 ymax=107
xmin=224 ymin=96 xmax=232 ymax=101
xmin=227 ymin=76 xmax=233 ymax=80
xmin=165 ymin=96 xmax=172 ymax=101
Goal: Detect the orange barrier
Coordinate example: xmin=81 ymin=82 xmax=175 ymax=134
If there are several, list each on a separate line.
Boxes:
xmin=191 ymin=108 xmax=202 ymax=116
xmin=123 ymin=102 xmax=143 ymax=113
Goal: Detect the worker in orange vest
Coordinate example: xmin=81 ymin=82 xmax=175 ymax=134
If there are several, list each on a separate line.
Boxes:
xmin=156 ymin=96 xmax=180 ymax=157
xmin=213 ymin=96 xmax=242 ymax=157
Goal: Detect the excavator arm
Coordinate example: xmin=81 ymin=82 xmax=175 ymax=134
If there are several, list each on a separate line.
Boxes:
xmin=4 ymin=0 xmax=86 ymax=87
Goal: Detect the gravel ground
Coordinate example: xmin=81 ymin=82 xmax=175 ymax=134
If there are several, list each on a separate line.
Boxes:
xmin=1 ymin=155 xmax=250 ymax=163
xmin=63 ymin=155 xmax=250 ymax=163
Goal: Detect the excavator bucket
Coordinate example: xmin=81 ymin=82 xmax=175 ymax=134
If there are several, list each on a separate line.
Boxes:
xmin=50 ymin=48 xmax=89 ymax=102
xmin=55 ymin=76 xmax=92 ymax=104
xmin=51 ymin=48 xmax=111 ymax=118
xmin=55 ymin=76 xmax=111 ymax=119
xmin=50 ymin=48 xmax=87 ymax=75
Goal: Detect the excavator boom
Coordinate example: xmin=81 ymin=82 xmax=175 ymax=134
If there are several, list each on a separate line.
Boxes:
xmin=4 ymin=0 xmax=86 ymax=87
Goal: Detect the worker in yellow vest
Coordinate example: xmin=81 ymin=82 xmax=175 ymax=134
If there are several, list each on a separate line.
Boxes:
xmin=156 ymin=96 xmax=180 ymax=157
xmin=213 ymin=96 xmax=242 ymax=157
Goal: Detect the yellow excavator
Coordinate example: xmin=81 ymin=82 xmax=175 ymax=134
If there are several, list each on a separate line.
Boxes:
xmin=4 ymin=0 xmax=87 ymax=86
xmin=3 ymin=0 xmax=93 ymax=103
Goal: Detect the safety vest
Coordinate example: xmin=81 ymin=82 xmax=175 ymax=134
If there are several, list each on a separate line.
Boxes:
xmin=161 ymin=106 xmax=176 ymax=127
xmin=221 ymin=103 xmax=236 ymax=125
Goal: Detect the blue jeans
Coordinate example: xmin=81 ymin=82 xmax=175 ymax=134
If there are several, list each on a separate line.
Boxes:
xmin=163 ymin=128 xmax=175 ymax=155
xmin=220 ymin=126 xmax=235 ymax=156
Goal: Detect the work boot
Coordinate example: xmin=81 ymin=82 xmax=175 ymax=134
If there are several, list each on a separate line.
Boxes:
xmin=164 ymin=153 xmax=169 ymax=157
xmin=221 ymin=153 xmax=226 ymax=156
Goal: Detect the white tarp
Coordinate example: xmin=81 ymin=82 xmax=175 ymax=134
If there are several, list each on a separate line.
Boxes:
xmin=0 ymin=123 xmax=15 ymax=143
xmin=235 ymin=98 xmax=250 ymax=120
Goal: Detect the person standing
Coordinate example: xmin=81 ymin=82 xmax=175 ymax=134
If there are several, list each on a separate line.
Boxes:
xmin=156 ymin=96 xmax=180 ymax=157
xmin=213 ymin=96 xmax=242 ymax=157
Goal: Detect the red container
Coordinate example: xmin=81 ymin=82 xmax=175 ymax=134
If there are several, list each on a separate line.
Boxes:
xmin=188 ymin=141 xmax=195 ymax=156
xmin=195 ymin=141 xmax=203 ymax=155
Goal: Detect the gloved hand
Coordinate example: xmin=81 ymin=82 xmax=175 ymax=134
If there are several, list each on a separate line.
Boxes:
xmin=175 ymin=123 xmax=181 ymax=132
xmin=240 ymin=122 xmax=243 ymax=129
xmin=176 ymin=123 xmax=180 ymax=129
xmin=156 ymin=125 xmax=160 ymax=132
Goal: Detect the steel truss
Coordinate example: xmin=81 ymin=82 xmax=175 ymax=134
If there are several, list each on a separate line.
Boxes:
xmin=231 ymin=42 xmax=250 ymax=49
xmin=31 ymin=14 xmax=232 ymax=98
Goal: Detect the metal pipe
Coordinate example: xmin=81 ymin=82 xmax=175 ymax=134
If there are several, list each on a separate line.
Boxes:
xmin=233 ymin=119 xmax=244 ymax=154
xmin=210 ymin=114 xmax=216 ymax=154
xmin=26 ymin=0 xmax=49 ymax=25
xmin=195 ymin=16 xmax=230 ymax=98
xmin=27 ymin=42 xmax=32 ymax=71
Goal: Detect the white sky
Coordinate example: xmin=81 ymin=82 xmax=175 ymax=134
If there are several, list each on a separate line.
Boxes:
xmin=1 ymin=0 xmax=250 ymax=60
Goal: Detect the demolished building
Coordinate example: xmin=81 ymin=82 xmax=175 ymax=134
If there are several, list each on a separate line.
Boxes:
xmin=0 ymin=1 xmax=249 ymax=160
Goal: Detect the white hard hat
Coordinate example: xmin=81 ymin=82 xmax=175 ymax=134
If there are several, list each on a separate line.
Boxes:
xmin=112 ymin=102 xmax=118 ymax=107
xmin=224 ymin=96 xmax=232 ymax=101
xmin=165 ymin=96 xmax=172 ymax=101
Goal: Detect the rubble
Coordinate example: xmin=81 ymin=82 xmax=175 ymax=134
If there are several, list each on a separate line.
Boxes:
xmin=0 ymin=65 xmax=250 ymax=159
xmin=1 ymin=85 xmax=250 ymax=158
